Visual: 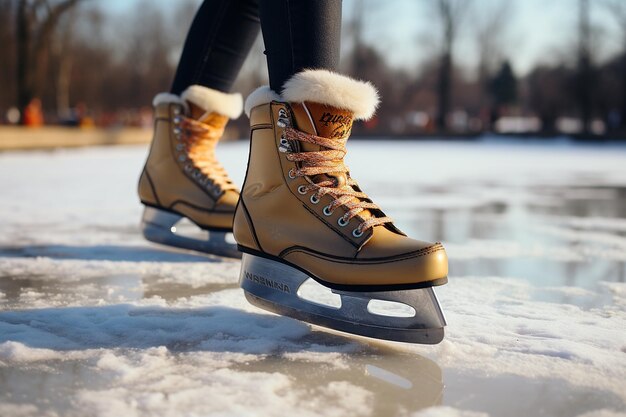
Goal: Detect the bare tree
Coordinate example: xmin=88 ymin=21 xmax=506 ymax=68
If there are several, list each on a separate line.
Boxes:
xmin=53 ymin=8 xmax=78 ymax=118
xmin=577 ymin=0 xmax=593 ymax=135
xmin=475 ymin=2 xmax=512 ymax=79
xmin=345 ymin=0 xmax=385 ymax=79
xmin=0 ymin=1 xmax=17 ymax=111
xmin=527 ymin=65 xmax=573 ymax=134
xmin=432 ymin=0 xmax=473 ymax=131
xmin=602 ymin=0 xmax=626 ymax=129
xmin=474 ymin=2 xmax=513 ymax=89
xmin=473 ymin=1 xmax=514 ymax=129
xmin=15 ymin=0 xmax=83 ymax=123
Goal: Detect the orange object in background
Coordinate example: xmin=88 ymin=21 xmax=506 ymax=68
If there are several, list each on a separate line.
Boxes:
xmin=23 ymin=98 xmax=44 ymax=127
xmin=79 ymin=116 xmax=95 ymax=128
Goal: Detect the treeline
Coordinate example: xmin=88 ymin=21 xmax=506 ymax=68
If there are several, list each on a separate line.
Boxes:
xmin=1 ymin=0 xmax=625 ymax=138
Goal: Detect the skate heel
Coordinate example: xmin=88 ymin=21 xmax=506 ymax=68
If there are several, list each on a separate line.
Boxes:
xmin=239 ymin=253 xmax=446 ymax=344
xmin=140 ymin=206 xmax=240 ymax=258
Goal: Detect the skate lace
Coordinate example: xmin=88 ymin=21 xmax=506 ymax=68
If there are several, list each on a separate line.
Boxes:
xmin=284 ymin=127 xmax=392 ymax=234
xmin=180 ymin=116 xmax=237 ymax=192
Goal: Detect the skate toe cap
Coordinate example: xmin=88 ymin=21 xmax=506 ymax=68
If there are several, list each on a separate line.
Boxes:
xmin=353 ymin=227 xmax=448 ymax=285
xmin=365 ymin=241 xmax=449 ymax=286
xmin=406 ymin=243 xmax=448 ymax=284
xmin=282 ymin=242 xmax=448 ymax=288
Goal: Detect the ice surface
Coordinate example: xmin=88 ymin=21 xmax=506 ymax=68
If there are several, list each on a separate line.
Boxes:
xmin=1 ymin=140 xmax=625 ymax=417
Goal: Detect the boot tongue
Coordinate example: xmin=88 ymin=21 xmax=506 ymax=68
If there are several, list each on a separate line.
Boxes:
xmin=291 ymin=102 xmax=354 ymax=186
xmin=301 ymin=101 xmax=354 ymax=139
xmin=184 ymin=101 xmax=229 ymax=180
xmin=187 ymin=101 xmax=228 ymax=132
xmin=290 ymin=102 xmax=373 ymax=221
xmin=186 ymin=101 xmax=229 ymax=163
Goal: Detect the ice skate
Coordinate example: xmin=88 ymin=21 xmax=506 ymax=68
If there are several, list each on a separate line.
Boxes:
xmin=234 ymin=70 xmax=448 ymax=344
xmin=138 ymin=85 xmax=243 ymax=258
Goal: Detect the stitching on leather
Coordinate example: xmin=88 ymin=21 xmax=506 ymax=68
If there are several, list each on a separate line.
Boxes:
xmin=170 ymin=199 xmax=231 ymax=214
xmin=280 ymin=243 xmax=445 ymax=265
xmin=241 ymin=198 xmax=263 ymax=252
xmin=251 ymin=124 xmax=272 ymax=131
xmin=144 ymin=170 xmax=160 ymax=205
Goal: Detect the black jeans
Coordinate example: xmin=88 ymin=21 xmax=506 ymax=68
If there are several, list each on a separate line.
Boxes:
xmin=170 ymin=0 xmax=342 ymax=95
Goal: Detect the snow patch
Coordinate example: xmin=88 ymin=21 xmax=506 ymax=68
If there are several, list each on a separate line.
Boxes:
xmin=410 ymin=406 xmax=490 ymax=417
xmin=0 ymin=403 xmax=56 ymax=417
xmin=576 ymin=410 xmax=626 ymax=417
xmin=0 ymin=341 xmax=67 ymax=362
xmin=431 ymin=277 xmax=626 ymax=401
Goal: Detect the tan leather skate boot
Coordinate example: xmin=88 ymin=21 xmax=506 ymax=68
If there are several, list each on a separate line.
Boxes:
xmin=138 ymin=85 xmax=242 ymax=258
xmin=234 ymin=70 xmax=448 ymax=344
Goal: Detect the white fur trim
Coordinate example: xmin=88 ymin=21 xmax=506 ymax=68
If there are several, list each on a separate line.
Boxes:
xmin=281 ymin=70 xmax=379 ymax=120
xmin=181 ymin=85 xmax=243 ymax=119
xmin=244 ymin=86 xmax=282 ymax=118
xmin=152 ymin=93 xmax=185 ymax=107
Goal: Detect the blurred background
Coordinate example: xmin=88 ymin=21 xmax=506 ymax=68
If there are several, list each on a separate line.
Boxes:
xmin=1 ymin=0 xmax=626 ymax=146
xmin=1 ymin=3 xmax=626 ymax=415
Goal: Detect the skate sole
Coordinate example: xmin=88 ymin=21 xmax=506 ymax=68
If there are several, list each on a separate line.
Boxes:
xmin=238 ymin=245 xmax=447 ymax=292
xmin=142 ymin=202 xmax=233 ymax=232
xmin=141 ymin=206 xmax=241 ymax=259
xmin=239 ymin=253 xmax=446 ymax=344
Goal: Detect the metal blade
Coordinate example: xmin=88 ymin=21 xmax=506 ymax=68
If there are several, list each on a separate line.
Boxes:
xmin=141 ymin=206 xmax=241 ymax=258
xmin=239 ymin=253 xmax=446 ymax=344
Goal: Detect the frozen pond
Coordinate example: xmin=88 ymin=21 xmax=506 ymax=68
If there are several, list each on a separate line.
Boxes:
xmin=0 ymin=139 xmax=625 ymax=417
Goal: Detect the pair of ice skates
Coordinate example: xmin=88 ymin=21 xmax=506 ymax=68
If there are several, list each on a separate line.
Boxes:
xmin=138 ymin=70 xmax=448 ymax=344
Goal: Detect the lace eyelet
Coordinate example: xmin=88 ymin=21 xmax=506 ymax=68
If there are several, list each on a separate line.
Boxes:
xmin=173 ymin=116 xmax=182 ymax=124
xmin=173 ymin=127 xmax=181 ymax=135
xmin=288 ymin=169 xmax=296 ymax=179
xmin=352 ymin=228 xmax=364 ymax=238
xmin=176 ymin=143 xmax=184 ymax=151
xmin=297 ymin=185 xmax=307 ymax=195
xmin=338 ymin=217 xmax=349 ymax=227
xmin=310 ymin=195 xmax=320 ymax=204
xmin=279 ymin=138 xmax=291 ymax=153
xmin=178 ymin=154 xmax=186 ymax=162
xmin=172 ymin=106 xmax=181 ymax=115
xmin=323 ymin=205 xmax=333 ymax=216
xmin=184 ymin=164 xmax=192 ymax=172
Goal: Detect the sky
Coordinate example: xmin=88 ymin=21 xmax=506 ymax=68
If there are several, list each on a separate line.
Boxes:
xmin=103 ymin=0 xmax=623 ymax=77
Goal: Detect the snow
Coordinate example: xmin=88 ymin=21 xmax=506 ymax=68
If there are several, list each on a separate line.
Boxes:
xmin=1 ymin=139 xmax=626 ymax=417
xmin=411 ymin=407 xmax=490 ymax=417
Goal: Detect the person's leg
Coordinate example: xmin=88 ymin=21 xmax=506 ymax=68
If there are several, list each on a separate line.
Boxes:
xmin=170 ymin=0 xmax=260 ymax=94
xmin=259 ymin=0 xmax=342 ymax=92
